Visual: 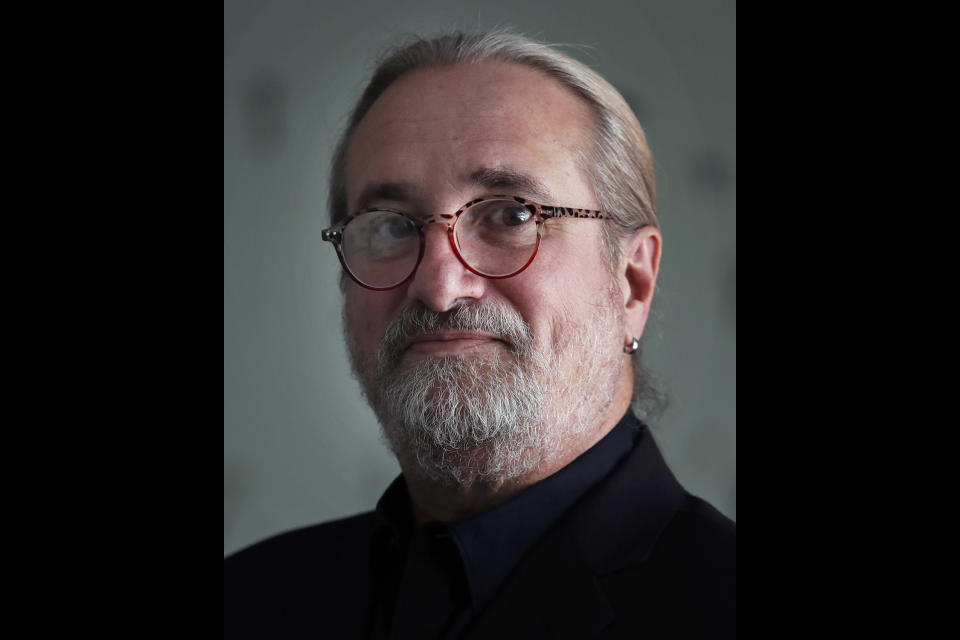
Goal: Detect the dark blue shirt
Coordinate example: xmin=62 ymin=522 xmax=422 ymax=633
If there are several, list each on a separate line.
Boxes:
xmin=369 ymin=411 xmax=643 ymax=640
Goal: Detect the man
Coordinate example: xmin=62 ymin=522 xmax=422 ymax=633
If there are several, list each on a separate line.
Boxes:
xmin=225 ymin=31 xmax=735 ymax=639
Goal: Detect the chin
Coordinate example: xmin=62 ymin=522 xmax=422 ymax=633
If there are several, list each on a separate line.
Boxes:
xmin=369 ymin=353 xmax=551 ymax=486
xmin=397 ymin=435 xmax=547 ymax=490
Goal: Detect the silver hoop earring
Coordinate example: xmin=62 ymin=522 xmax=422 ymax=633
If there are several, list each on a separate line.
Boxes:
xmin=624 ymin=337 xmax=639 ymax=355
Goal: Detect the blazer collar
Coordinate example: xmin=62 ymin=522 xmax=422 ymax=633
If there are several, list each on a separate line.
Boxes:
xmin=461 ymin=421 xmax=687 ymax=640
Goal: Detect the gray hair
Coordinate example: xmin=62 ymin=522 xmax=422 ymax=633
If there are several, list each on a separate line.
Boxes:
xmin=329 ymin=29 xmax=665 ymax=420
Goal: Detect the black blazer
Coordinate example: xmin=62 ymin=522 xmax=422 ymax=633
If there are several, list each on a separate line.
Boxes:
xmin=225 ymin=427 xmax=736 ymax=639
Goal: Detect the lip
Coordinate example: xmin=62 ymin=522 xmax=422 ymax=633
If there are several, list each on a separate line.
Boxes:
xmin=403 ymin=332 xmax=506 ymax=355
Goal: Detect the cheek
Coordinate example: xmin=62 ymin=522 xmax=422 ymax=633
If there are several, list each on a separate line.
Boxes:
xmin=504 ymin=248 xmax=619 ymax=347
xmin=344 ymin=289 xmax=399 ymax=357
xmin=498 ymin=271 xmax=585 ymax=348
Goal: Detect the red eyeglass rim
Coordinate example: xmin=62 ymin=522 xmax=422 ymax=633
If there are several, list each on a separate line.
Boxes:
xmin=323 ymin=195 xmax=603 ymax=291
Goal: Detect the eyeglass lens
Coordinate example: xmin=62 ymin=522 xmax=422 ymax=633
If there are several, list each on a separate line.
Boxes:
xmin=340 ymin=200 xmax=540 ymax=289
xmin=341 ymin=210 xmax=421 ymax=289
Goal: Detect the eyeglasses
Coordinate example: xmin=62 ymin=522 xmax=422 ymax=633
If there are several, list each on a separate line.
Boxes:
xmin=322 ymin=195 xmax=605 ymax=291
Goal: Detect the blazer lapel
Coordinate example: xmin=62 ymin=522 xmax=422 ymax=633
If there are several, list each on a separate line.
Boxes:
xmin=461 ymin=428 xmax=687 ymax=640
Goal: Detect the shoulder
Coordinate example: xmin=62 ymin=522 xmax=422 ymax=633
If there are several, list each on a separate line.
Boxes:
xmin=597 ymin=495 xmax=736 ymax=638
xmin=226 ymin=511 xmax=376 ymax=569
xmin=224 ymin=513 xmax=377 ymax=639
xmin=225 ymin=511 xmax=377 ymax=585
xmin=656 ymin=494 xmax=736 ymax=566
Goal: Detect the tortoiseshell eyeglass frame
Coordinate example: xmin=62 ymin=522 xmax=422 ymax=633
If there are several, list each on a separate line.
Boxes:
xmin=321 ymin=194 xmax=605 ymax=291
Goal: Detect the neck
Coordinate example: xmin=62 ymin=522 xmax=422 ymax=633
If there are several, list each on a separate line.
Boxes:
xmin=402 ymin=368 xmax=634 ymax=525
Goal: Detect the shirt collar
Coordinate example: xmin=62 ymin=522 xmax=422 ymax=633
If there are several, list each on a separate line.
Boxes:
xmin=449 ymin=411 xmax=641 ymax=609
xmin=371 ymin=410 xmax=643 ymax=611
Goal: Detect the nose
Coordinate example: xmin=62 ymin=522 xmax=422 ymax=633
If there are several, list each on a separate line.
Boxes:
xmin=405 ymin=222 xmax=486 ymax=312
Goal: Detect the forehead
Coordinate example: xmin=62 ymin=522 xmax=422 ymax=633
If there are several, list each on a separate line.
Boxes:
xmin=345 ymin=61 xmax=597 ymax=210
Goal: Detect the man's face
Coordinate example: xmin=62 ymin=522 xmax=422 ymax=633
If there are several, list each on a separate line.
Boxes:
xmin=342 ymin=61 xmax=629 ymax=486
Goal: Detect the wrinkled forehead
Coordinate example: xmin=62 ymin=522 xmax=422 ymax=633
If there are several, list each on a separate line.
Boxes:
xmin=344 ymin=61 xmax=597 ymax=212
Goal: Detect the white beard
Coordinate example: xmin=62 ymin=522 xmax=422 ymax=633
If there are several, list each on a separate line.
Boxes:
xmin=346 ymin=293 xmax=624 ymax=489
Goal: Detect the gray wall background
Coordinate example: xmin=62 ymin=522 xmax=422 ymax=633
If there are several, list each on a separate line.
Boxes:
xmin=224 ymin=0 xmax=736 ymax=557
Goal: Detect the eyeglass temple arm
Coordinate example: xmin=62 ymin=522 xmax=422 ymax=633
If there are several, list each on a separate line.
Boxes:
xmin=538 ymin=205 xmax=604 ymax=220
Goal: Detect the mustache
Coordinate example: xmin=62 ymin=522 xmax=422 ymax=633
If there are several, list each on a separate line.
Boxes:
xmin=378 ymin=301 xmax=535 ymax=370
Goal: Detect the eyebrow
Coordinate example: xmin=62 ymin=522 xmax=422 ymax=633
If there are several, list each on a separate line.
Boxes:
xmin=352 ymin=167 xmax=556 ymax=214
xmin=354 ymin=181 xmax=422 ymax=211
xmin=468 ymin=167 xmax=555 ymax=203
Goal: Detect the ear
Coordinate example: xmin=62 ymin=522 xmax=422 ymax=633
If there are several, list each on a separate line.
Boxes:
xmin=619 ymin=227 xmax=662 ymax=345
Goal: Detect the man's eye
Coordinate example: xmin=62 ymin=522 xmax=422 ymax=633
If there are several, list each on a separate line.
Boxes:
xmin=372 ymin=215 xmax=415 ymax=239
xmin=476 ymin=204 xmax=533 ymax=228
